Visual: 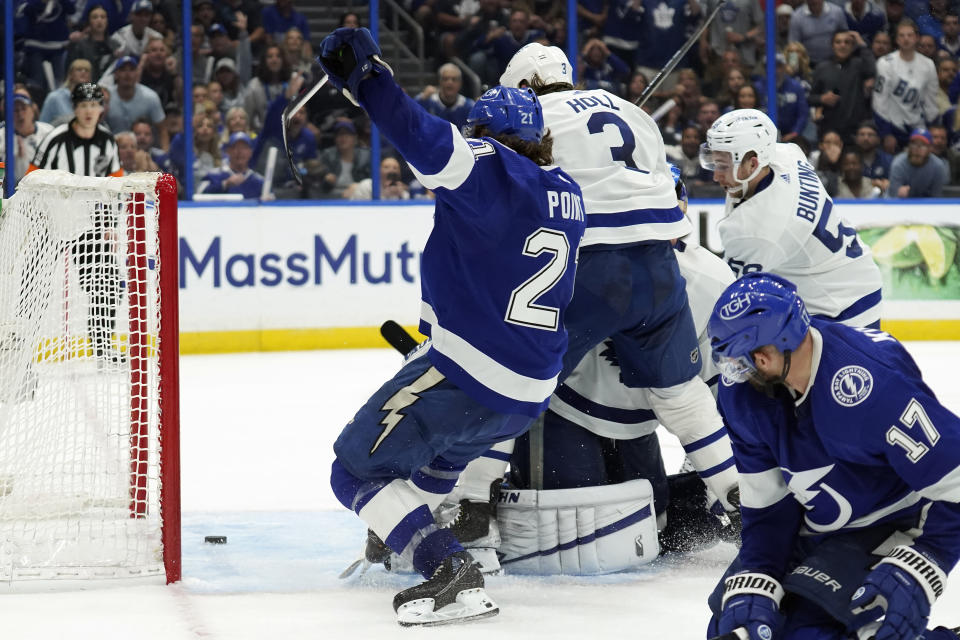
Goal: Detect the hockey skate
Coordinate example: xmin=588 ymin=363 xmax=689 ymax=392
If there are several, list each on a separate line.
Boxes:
xmin=445 ymin=480 xmax=503 ymax=574
xmin=393 ymin=551 xmax=498 ymax=627
xmin=339 ymin=529 xmax=413 ymax=578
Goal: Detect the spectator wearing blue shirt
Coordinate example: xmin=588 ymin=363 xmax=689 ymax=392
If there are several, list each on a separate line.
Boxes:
xmin=603 ymin=0 xmax=646 ymax=66
xmin=253 ymin=76 xmax=318 ymax=196
xmin=917 ymin=0 xmax=949 ymax=39
xmin=845 ymin=0 xmax=887 ymax=44
xmin=39 ymin=58 xmax=93 ymax=126
xmin=635 ymin=0 xmax=701 ymax=79
xmin=762 ymin=53 xmax=809 ymax=143
xmin=789 ymin=0 xmax=849 ymax=65
xmin=456 ymin=0 xmax=511 ymax=86
xmin=101 ymin=56 xmax=168 ymax=147
xmin=262 ymin=0 xmax=310 ymax=45
xmin=577 ymin=0 xmax=608 ymax=40
xmin=19 ymin=0 xmax=75 ymax=87
xmin=853 ymin=120 xmax=893 ymax=191
xmin=490 ymin=8 xmax=546 ymax=75
xmin=414 ymin=64 xmax=476 ymax=130
xmin=199 ymin=132 xmax=265 ymax=199
xmin=887 ymin=127 xmax=949 ymax=197
xmin=580 ymin=38 xmax=631 ymax=94
xmin=939 ymin=11 xmax=960 ymax=56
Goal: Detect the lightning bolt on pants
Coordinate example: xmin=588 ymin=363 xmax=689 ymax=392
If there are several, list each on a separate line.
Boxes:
xmin=330 ymin=349 xmax=533 ymax=578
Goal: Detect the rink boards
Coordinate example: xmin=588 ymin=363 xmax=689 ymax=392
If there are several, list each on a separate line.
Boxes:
xmin=176 ymin=200 xmax=960 ymax=353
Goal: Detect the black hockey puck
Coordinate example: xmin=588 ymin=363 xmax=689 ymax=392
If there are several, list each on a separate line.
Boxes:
xmin=204 ymin=535 xmax=227 ymax=544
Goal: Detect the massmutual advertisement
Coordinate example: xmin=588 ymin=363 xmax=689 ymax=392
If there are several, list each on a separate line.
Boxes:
xmin=178 ymin=201 xmax=960 ymax=352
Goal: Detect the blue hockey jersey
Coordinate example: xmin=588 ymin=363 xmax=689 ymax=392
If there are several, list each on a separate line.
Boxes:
xmin=719 ymin=319 xmax=960 ymax=579
xmin=357 ymin=74 xmax=586 ymax=417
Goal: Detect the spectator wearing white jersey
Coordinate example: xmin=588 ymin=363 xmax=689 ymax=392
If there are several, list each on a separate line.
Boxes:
xmin=0 ymin=89 xmax=53 ymax=186
xmin=872 ymin=19 xmax=939 ymax=153
xmin=109 ymin=0 xmax=163 ymax=58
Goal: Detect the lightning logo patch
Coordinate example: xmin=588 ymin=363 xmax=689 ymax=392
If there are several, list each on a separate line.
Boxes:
xmin=369 ymin=366 xmax=445 ymax=455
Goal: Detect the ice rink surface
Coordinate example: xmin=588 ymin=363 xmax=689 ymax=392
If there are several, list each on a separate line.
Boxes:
xmin=5 ymin=343 xmax=960 ymax=639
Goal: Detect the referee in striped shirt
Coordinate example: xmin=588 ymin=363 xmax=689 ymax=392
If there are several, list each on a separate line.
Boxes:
xmin=30 ymin=83 xmax=122 ymax=178
xmin=29 ymin=83 xmax=126 ymax=366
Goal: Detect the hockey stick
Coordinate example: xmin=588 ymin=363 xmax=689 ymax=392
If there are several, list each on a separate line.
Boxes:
xmin=635 ymin=0 xmax=726 ymax=108
xmin=282 ymin=74 xmax=329 ymax=186
xmin=380 ymin=320 xmax=420 ymax=356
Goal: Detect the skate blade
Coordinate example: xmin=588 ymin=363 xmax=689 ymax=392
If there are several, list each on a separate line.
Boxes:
xmin=396 ymin=588 xmax=499 ymax=627
xmin=465 ymin=548 xmax=502 ymax=575
xmin=338 ymin=557 xmax=365 ymax=579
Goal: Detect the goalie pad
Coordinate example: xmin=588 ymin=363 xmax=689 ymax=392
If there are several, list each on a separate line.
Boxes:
xmin=497 ymin=478 xmax=658 ymax=575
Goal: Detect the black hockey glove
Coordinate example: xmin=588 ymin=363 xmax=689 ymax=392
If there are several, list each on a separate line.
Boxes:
xmin=317 ymin=27 xmax=393 ymax=105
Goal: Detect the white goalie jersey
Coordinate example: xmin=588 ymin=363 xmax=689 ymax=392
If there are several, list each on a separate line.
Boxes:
xmin=718 ymin=143 xmax=883 ymax=327
xmin=548 ymin=242 xmax=733 ymax=449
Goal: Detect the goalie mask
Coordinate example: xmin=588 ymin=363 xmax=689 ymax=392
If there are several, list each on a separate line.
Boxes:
xmin=499 ymin=43 xmax=572 ymax=89
xmin=466 ymin=86 xmax=544 ymax=143
xmin=707 ymin=273 xmax=810 ymax=384
xmin=700 ymin=109 xmax=777 ymax=198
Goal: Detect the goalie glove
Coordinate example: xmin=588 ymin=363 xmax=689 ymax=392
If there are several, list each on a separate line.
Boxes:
xmin=849 ymin=545 xmax=946 ymax=640
xmin=717 ymin=572 xmax=785 ymax=640
xmin=317 ymin=27 xmax=393 ymax=106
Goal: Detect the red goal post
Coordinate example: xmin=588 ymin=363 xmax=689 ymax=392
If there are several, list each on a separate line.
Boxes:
xmin=0 ymin=170 xmax=180 ymax=585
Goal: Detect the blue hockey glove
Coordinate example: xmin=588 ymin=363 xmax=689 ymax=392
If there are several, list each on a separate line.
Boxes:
xmin=717 ymin=572 xmax=785 ymax=640
xmin=849 ymin=545 xmax=946 ymax=640
xmin=317 ymin=27 xmax=393 ymax=105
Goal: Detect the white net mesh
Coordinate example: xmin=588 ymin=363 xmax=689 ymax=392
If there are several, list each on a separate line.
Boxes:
xmin=0 ymin=170 xmax=176 ymax=582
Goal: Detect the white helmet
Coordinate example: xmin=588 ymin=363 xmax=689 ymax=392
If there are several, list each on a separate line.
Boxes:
xmin=500 ymin=43 xmax=572 ymax=89
xmin=701 ymin=109 xmax=777 ymax=196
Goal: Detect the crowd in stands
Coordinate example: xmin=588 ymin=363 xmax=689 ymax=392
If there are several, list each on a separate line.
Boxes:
xmin=3 ymin=0 xmax=960 ymax=199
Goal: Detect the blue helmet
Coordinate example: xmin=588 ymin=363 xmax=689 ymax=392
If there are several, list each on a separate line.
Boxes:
xmin=707 ymin=273 xmax=810 ymax=383
xmin=466 ymin=86 xmax=544 ymax=142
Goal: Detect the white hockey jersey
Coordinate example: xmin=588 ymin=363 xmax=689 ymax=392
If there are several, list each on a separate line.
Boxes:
xmin=539 ymin=89 xmax=691 ymax=247
xmin=718 ymin=143 xmax=883 ymax=327
xmin=872 ymin=51 xmax=939 ymax=130
xmin=0 ymin=122 xmax=53 ymax=184
xmin=549 ymin=242 xmax=732 ymax=439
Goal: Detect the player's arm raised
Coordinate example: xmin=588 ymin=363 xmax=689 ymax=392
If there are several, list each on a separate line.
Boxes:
xmin=316 ymin=28 xmax=476 ymax=193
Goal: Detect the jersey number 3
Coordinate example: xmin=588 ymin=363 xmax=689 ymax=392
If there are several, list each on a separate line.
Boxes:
xmin=586 ymin=112 xmax=649 ymax=173
xmin=886 ymin=398 xmax=940 ymax=462
xmin=505 ymin=228 xmax=571 ymax=331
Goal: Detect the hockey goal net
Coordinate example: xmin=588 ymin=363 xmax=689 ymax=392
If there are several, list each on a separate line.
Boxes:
xmin=0 ymin=170 xmax=180 ymax=584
